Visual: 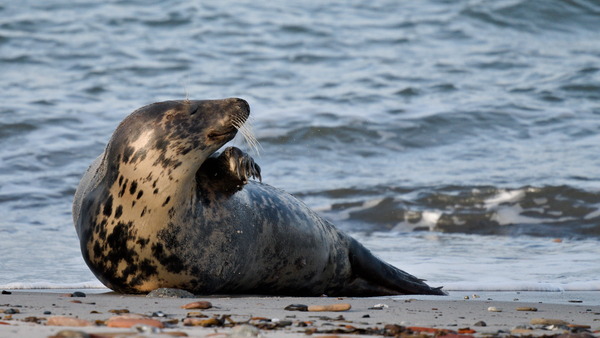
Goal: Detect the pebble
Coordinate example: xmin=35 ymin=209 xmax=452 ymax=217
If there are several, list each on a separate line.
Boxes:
xmin=230 ymin=324 xmax=260 ymax=337
xmin=52 ymin=330 xmax=90 ymax=338
xmin=487 ymin=306 xmax=502 ymax=312
xmin=530 ymin=318 xmax=569 ymax=326
xmin=284 ymin=304 xmax=308 ymax=311
xmin=511 ymin=328 xmax=534 ymax=335
xmin=181 ymin=301 xmax=212 ymax=309
xmin=108 ymin=309 xmax=130 ymax=314
xmin=43 ymin=311 xmax=52 ymax=315
xmin=72 ymin=292 xmax=86 ymax=298
xmin=146 ymin=288 xmax=195 ymax=298
xmin=47 ymin=316 xmax=93 ymax=327
xmin=183 ymin=317 xmax=220 ymax=327
xmin=2 ymin=308 xmax=20 ymax=314
xmin=474 ymin=321 xmax=487 ymax=327
xmin=368 ymin=303 xmax=388 ymax=310
xmin=106 ymin=316 xmax=164 ymax=328
xmin=1 ymin=291 xmax=11 ymax=295
xmin=516 ymin=307 xmax=538 ymax=311
xmin=307 ymin=303 xmax=351 ymax=312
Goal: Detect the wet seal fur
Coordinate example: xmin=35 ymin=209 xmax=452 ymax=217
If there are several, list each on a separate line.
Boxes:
xmin=73 ymin=98 xmax=445 ymax=296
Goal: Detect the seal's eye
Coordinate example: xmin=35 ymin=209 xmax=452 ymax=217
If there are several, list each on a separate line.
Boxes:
xmin=190 ymin=106 xmax=200 ymax=116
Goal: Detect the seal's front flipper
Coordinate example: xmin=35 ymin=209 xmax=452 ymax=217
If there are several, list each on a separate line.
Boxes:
xmin=196 ymin=147 xmax=261 ymax=195
xmin=220 ymin=147 xmax=262 ymax=183
xmin=348 ymin=238 xmax=446 ymax=296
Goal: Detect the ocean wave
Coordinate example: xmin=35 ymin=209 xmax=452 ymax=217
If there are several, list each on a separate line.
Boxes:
xmin=317 ymin=185 xmax=600 ymax=238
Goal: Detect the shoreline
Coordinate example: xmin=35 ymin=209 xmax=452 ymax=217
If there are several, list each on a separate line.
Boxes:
xmin=0 ymin=290 xmax=598 ymax=337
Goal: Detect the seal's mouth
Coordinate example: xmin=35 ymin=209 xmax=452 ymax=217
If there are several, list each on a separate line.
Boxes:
xmin=208 ymin=128 xmax=237 ymax=140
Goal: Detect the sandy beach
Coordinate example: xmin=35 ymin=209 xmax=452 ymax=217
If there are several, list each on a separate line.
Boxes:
xmin=0 ymin=290 xmax=598 ymax=337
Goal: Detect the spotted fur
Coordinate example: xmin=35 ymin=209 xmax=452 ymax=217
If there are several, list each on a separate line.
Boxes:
xmin=73 ymin=98 xmax=444 ymax=296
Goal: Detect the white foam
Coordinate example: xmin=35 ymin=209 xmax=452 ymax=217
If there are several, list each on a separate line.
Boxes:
xmin=0 ymin=281 xmax=107 ymax=290
xmin=440 ymin=281 xmax=600 ymax=292
xmin=484 ymin=189 xmax=527 ymax=208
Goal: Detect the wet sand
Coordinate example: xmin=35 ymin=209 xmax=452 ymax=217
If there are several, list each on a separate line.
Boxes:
xmin=0 ymin=290 xmax=598 ymax=337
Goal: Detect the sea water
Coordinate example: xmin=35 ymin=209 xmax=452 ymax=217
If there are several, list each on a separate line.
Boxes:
xmin=1 ymin=0 xmax=599 ymax=291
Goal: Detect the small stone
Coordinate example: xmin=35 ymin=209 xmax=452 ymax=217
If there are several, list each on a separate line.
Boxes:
xmin=151 ymin=311 xmax=166 ymax=317
xmin=47 ymin=316 xmax=93 ymax=327
xmin=186 ymin=311 xmax=207 ymax=318
xmin=464 ymin=296 xmax=470 ymax=300
xmin=362 ymin=314 xmax=370 ymax=318
xmin=44 ymin=311 xmax=52 ymax=315
xmin=183 ymin=317 xmax=220 ymax=327
xmin=530 ymin=318 xmax=569 ymax=326
xmin=23 ymin=316 xmax=43 ymax=323
xmin=52 ymin=330 xmax=90 ymax=338
xmin=384 ymin=324 xmax=406 ymax=335
xmin=369 ymin=303 xmax=388 ymax=310
xmin=71 ymin=292 xmax=86 ymax=298
xmin=284 ymin=304 xmax=308 ymax=311
xmin=568 ymin=299 xmax=583 ymax=303
xmin=106 ymin=316 xmax=164 ymax=328
xmin=4 ymin=308 xmax=19 ymax=314
xmin=276 ymin=320 xmax=293 ymax=327
xmin=108 ymin=309 xmax=130 ymax=314
xmin=487 ymin=306 xmax=502 ymax=312
xmin=511 ymin=328 xmax=534 ymax=335
xmin=181 ymin=301 xmax=212 ymax=309
xmin=458 ymin=327 xmax=476 ymax=334
xmin=516 ymin=307 xmax=538 ymax=311
xmin=474 ymin=321 xmax=487 ymax=327
xmin=307 ymin=303 xmax=351 ymax=312
xmin=230 ymin=324 xmax=260 ymax=337
xmin=146 ymin=288 xmax=195 ymax=298
xmin=1 ymin=291 xmax=11 ymax=295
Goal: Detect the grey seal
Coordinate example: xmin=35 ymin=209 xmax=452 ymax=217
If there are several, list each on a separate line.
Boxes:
xmin=73 ymin=98 xmax=444 ymax=296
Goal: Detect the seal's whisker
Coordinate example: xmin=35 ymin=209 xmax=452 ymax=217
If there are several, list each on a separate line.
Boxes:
xmin=232 ymin=115 xmax=261 ymax=156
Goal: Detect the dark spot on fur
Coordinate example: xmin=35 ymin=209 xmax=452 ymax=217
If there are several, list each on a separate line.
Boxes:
xmin=140 ymin=206 xmax=147 ymax=217
xmin=162 ymin=196 xmax=171 ymax=207
xmin=122 ymin=146 xmax=134 ymax=164
xmin=152 ymin=179 xmax=158 ymax=188
xmin=151 ymin=242 xmax=184 ymax=274
xmin=115 ymin=205 xmax=123 ymax=219
xmin=131 ymin=201 xmax=136 ymax=207
xmin=93 ymin=242 xmax=103 ymax=258
xmin=103 ymin=195 xmax=113 ymax=217
xmin=118 ymin=175 xmax=124 ymax=187
xmin=136 ymin=237 xmax=149 ymax=249
xmin=139 ymin=258 xmax=158 ymax=276
xmin=153 ymin=188 xmax=159 ymax=194
xmin=129 ymin=181 xmax=137 ymax=194
xmin=131 ymin=149 xmax=147 ymax=164
xmin=168 ymin=207 xmax=175 ymax=218
xmin=118 ymin=179 xmax=128 ymax=198
xmin=137 ymin=190 xmax=144 ymax=199
xmin=154 ymin=138 xmax=169 ymax=151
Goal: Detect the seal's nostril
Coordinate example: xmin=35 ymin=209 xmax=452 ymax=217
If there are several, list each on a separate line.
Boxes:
xmin=236 ymin=98 xmax=250 ymax=113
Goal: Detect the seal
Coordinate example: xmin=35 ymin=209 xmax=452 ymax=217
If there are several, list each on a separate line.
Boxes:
xmin=73 ymin=98 xmax=444 ymax=296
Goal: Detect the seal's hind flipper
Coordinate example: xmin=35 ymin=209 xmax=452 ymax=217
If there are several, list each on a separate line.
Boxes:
xmin=348 ymin=238 xmax=446 ymax=296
